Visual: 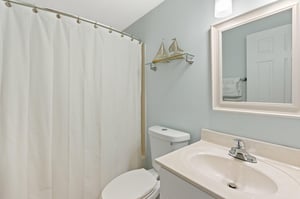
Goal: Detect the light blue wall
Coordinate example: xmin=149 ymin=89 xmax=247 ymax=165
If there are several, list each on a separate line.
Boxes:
xmin=222 ymin=10 xmax=291 ymax=78
xmin=125 ymin=0 xmax=300 ymax=168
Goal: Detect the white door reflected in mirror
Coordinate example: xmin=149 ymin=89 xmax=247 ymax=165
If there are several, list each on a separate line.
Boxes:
xmin=247 ymin=24 xmax=292 ymax=103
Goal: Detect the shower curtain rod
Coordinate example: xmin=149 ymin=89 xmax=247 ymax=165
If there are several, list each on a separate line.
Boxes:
xmin=2 ymin=0 xmax=143 ymax=44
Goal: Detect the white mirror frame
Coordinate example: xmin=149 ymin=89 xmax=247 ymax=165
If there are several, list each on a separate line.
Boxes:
xmin=211 ymin=0 xmax=300 ymax=118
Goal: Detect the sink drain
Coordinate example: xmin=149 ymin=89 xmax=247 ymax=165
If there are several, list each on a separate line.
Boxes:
xmin=228 ymin=182 xmax=238 ymax=189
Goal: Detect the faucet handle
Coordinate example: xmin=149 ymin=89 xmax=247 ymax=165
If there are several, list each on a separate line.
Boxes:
xmin=233 ymin=138 xmax=245 ymax=149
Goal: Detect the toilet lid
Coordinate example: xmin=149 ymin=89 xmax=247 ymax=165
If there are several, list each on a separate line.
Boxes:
xmin=102 ymin=168 xmax=157 ymax=199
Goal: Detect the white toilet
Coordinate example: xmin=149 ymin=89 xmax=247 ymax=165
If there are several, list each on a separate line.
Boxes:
xmin=101 ymin=126 xmax=190 ymax=199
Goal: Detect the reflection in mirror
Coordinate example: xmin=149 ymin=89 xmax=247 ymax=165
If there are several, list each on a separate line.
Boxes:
xmin=211 ymin=0 xmax=300 ymax=117
xmin=222 ymin=9 xmax=292 ymax=103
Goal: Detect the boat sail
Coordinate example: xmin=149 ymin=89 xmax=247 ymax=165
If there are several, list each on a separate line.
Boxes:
xmin=152 ymin=42 xmax=169 ymax=63
xmin=168 ymin=38 xmax=185 ymax=59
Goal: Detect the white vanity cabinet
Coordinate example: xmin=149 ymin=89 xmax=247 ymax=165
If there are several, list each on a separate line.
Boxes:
xmin=159 ymin=168 xmax=215 ymax=199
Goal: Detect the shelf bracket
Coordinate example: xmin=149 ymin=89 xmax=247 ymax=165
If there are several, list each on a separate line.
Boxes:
xmin=149 ymin=63 xmax=157 ymax=71
xmin=185 ymin=53 xmax=195 ymax=64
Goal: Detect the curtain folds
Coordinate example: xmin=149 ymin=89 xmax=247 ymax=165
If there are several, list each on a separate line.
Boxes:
xmin=0 ymin=3 xmax=142 ymax=199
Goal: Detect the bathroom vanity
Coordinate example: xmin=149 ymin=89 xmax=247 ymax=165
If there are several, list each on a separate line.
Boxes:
xmin=156 ymin=129 xmax=300 ymax=199
xmin=159 ymin=168 xmax=214 ymax=199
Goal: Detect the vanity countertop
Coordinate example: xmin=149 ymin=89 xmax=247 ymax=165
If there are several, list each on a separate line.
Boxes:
xmin=156 ymin=129 xmax=300 ymax=199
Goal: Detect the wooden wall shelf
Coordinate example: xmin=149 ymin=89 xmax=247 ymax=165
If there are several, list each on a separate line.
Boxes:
xmin=145 ymin=53 xmax=195 ymax=71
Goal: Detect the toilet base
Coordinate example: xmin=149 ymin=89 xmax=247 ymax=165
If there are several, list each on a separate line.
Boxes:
xmin=143 ymin=180 xmax=160 ymax=199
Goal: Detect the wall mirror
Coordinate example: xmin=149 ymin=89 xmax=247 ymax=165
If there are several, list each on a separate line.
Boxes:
xmin=211 ymin=0 xmax=300 ymax=117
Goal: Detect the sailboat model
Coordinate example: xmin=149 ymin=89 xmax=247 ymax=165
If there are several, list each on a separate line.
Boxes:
xmin=168 ymin=38 xmax=185 ymax=60
xmin=152 ymin=42 xmax=169 ymax=63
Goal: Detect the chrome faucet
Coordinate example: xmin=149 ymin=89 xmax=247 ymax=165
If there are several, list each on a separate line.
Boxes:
xmin=229 ymin=139 xmax=257 ymax=163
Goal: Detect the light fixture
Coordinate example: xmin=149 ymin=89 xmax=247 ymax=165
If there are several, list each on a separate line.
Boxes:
xmin=215 ymin=0 xmax=232 ymax=18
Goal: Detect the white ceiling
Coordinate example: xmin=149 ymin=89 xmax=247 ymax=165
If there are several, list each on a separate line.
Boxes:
xmin=20 ymin=0 xmax=165 ymax=30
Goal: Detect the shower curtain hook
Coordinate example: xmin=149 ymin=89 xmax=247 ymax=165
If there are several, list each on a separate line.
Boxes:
xmin=109 ymin=27 xmax=113 ymax=33
xmin=77 ymin=17 xmax=81 ymax=24
xmin=94 ymin=22 xmax=98 ymax=29
xmin=5 ymin=1 xmax=12 ymax=7
xmin=32 ymin=7 xmax=38 ymax=13
xmin=56 ymin=13 xmax=61 ymax=19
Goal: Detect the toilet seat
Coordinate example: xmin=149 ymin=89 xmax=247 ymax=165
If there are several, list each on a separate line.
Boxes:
xmin=102 ymin=168 xmax=158 ymax=199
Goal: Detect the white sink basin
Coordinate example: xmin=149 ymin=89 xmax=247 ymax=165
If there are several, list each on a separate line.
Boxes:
xmin=189 ymin=154 xmax=277 ymax=195
xmin=180 ymin=145 xmax=300 ymax=199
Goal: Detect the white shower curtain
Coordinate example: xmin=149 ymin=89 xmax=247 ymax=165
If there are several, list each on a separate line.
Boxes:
xmin=0 ymin=3 xmax=142 ymax=199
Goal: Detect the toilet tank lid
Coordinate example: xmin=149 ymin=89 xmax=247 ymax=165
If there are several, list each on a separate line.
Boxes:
xmin=149 ymin=126 xmax=190 ymax=142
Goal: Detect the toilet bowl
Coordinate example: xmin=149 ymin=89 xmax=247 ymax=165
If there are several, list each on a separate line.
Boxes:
xmin=102 ymin=169 xmax=159 ymax=199
xmin=101 ymin=126 xmax=190 ymax=199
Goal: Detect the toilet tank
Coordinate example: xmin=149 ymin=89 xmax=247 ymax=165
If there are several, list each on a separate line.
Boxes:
xmin=148 ymin=126 xmax=190 ymax=171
